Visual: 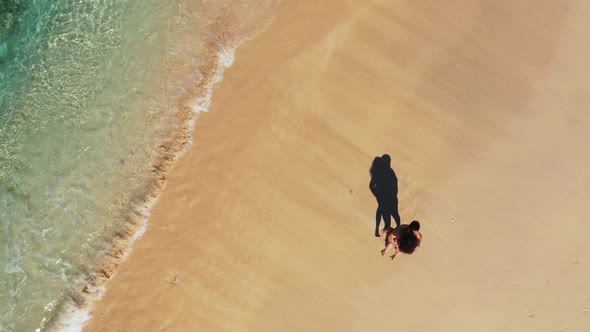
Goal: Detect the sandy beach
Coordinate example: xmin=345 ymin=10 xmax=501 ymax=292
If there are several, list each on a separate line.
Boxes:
xmin=85 ymin=0 xmax=590 ymax=331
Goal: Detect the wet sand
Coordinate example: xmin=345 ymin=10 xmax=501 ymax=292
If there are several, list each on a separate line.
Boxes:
xmin=85 ymin=0 xmax=590 ymax=331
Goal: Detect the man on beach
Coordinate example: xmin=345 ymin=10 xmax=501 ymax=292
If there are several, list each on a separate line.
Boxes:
xmin=380 ymin=221 xmax=422 ymax=261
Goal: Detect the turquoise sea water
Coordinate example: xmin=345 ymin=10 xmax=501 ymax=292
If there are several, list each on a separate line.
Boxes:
xmin=0 ymin=0 xmax=273 ymax=330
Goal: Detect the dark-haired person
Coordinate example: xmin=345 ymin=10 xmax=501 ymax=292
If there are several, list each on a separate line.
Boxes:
xmin=409 ymin=220 xmax=422 ymax=240
xmin=379 ymin=221 xmax=422 ymax=260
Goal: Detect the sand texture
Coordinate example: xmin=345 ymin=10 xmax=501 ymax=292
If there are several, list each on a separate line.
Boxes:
xmin=85 ymin=0 xmax=590 ymax=331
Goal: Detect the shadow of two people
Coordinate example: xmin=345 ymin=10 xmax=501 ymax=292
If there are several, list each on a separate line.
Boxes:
xmin=369 ymin=154 xmax=401 ymax=237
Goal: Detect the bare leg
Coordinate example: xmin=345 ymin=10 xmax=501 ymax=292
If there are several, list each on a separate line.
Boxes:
xmin=380 ymin=242 xmax=395 ymax=256
xmin=381 ymin=226 xmax=394 ymax=237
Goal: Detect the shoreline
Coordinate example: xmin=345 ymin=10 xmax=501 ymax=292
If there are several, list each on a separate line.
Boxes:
xmin=48 ymin=15 xmax=276 ymax=331
xmin=85 ymin=1 xmax=590 ymax=331
xmin=47 ymin=48 xmax=227 ymax=332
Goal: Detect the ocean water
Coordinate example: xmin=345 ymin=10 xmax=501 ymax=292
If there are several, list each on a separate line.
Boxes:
xmin=0 ymin=0 xmax=275 ymax=331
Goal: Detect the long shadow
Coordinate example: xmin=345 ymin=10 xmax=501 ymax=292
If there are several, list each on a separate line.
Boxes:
xmin=369 ymin=154 xmax=401 ymax=237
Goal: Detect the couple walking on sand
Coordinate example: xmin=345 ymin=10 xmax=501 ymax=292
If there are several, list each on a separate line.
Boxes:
xmin=370 ymin=154 xmax=422 ymax=260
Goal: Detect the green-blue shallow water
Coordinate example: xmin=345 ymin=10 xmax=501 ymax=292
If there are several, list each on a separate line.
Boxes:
xmin=0 ymin=0 xmax=189 ymax=330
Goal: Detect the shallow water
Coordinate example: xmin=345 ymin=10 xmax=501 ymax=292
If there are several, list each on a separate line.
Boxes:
xmin=0 ymin=0 xmax=274 ymax=330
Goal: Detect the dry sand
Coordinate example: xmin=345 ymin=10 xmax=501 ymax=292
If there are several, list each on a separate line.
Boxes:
xmin=85 ymin=0 xmax=590 ymax=331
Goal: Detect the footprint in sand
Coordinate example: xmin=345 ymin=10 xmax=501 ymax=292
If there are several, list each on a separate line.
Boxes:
xmin=527 ymin=307 xmax=535 ymax=319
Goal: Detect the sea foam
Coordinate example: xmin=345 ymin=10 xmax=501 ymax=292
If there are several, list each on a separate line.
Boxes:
xmin=45 ymin=44 xmax=241 ymax=332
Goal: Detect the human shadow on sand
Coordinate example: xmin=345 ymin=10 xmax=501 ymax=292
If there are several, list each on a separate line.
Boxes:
xmin=369 ymin=154 xmax=401 ymax=237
